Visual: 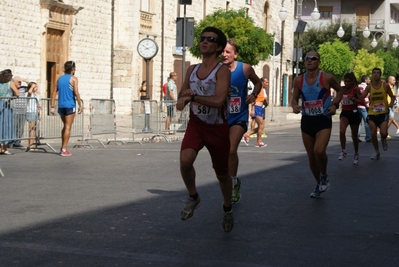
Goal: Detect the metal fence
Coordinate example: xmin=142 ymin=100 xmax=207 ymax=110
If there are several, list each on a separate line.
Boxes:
xmin=1 ymin=96 xmax=38 ymax=143
xmin=0 ymin=96 xmax=87 ymax=176
xmin=35 ymin=98 xmax=85 ymax=151
xmin=83 ymin=99 xmax=124 ymax=147
xmin=158 ymin=100 xmax=189 ymax=134
xmin=131 ymin=100 xmax=171 ymax=143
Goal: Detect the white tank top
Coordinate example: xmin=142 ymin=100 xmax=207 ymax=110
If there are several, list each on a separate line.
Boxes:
xmin=189 ymin=62 xmax=228 ymax=124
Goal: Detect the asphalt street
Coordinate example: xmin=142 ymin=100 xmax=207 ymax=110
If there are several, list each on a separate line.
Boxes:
xmin=0 ymin=119 xmax=398 ymax=267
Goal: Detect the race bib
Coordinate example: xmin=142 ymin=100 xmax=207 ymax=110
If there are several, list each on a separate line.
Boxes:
xmin=192 ymin=102 xmax=217 ymax=115
xmin=303 ymin=100 xmax=323 ymax=115
xmin=372 ymin=103 xmax=385 ymax=113
xmin=229 ymin=97 xmax=241 ymax=114
xmin=341 ymin=99 xmax=354 ymax=105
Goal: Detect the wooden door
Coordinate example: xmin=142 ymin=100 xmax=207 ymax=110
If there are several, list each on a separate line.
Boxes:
xmin=46 ymin=28 xmax=64 ymax=97
xmin=356 ymin=6 xmax=370 ymax=29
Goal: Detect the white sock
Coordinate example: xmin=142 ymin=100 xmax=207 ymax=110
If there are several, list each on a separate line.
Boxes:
xmin=232 ymin=176 xmax=237 ymax=185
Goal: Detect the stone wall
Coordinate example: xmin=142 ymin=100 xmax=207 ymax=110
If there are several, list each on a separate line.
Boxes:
xmin=0 ymin=0 xmax=294 ymax=114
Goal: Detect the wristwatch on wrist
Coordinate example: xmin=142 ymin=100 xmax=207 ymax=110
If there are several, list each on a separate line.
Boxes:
xmin=333 ymin=102 xmax=339 ymax=109
xmin=191 ymin=94 xmax=197 ymax=102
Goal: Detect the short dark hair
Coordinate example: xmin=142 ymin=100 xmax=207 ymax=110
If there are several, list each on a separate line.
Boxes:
xmin=0 ymin=69 xmax=13 ymax=83
xmin=64 ymin=61 xmax=76 ymax=74
xmin=201 ymin=26 xmax=227 ymax=55
xmin=360 ymin=75 xmax=369 ymax=83
xmin=372 ymin=67 xmax=382 ymax=75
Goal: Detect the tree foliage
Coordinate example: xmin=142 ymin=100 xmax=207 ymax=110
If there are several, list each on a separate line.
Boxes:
xmin=375 ymin=50 xmax=398 ymax=78
xmin=189 ymin=8 xmax=273 ymax=65
xmin=298 ymin=21 xmax=399 ymax=80
xmin=352 ymin=49 xmax=384 ymax=80
xmin=318 ymin=39 xmax=354 ymax=81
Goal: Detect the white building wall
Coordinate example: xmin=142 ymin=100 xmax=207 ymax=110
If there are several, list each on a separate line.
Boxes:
xmin=1 ymin=1 xmax=42 ymax=82
xmin=0 ymin=0 xmax=294 ymax=114
xmin=70 ymin=0 xmax=112 ymax=100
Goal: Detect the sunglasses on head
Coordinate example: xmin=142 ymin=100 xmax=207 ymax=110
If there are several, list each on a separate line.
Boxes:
xmin=199 ymin=36 xmax=218 ymax=43
xmin=305 ymin=56 xmax=319 ymax=61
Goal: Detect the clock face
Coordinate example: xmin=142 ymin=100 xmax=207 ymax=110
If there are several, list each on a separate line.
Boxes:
xmin=137 ymin=38 xmax=158 ymax=59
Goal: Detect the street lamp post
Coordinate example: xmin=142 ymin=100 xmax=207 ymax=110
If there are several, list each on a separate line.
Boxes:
xmin=337 ymin=17 xmax=371 ymax=38
xmin=370 ymin=31 xmax=399 ymax=49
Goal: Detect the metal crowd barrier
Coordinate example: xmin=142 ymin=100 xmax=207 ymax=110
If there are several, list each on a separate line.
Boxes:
xmin=36 ymin=98 xmax=85 ymax=151
xmin=131 ymin=100 xmax=171 ymax=143
xmin=0 ymin=96 xmax=40 ymax=146
xmin=83 ymin=98 xmax=124 ymax=147
xmin=158 ymin=100 xmax=189 ymax=134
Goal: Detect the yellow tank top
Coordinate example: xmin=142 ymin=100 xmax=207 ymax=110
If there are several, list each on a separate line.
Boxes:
xmin=369 ymin=81 xmax=388 ymax=115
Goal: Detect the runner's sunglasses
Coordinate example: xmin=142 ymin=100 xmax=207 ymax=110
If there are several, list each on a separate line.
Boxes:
xmin=199 ymin=36 xmax=218 ymax=43
xmin=305 ymin=56 xmax=319 ymax=61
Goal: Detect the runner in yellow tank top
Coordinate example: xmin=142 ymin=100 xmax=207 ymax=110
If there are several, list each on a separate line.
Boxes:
xmin=361 ymin=68 xmax=395 ymax=159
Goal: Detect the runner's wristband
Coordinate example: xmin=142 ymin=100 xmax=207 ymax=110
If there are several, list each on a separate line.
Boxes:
xmin=191 ymin=94 xmax=196 ymax=102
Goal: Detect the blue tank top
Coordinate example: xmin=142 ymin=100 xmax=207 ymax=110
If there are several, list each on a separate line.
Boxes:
xmin=300 ymin=71 xmax=332 ymax=118
xmin=57 ymin=74 xmax=76 ymax=108
xmin=228 ymin=61 xmax=249 ymax=125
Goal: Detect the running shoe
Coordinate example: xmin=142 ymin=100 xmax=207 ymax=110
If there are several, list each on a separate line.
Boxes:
xmin=381 ymin=138 xmax=388 ymax=151
xmin=231 ymin=178 xmax=241 ymax=204
xmin=180 ymin=195 xmax=201 ymax=221
xmin=387 ymin=135 xmax=392 ymax=139
xmin=243 ymin=134 xmax=249 ymax=146
xmin=370 ymin=152 xmax=380 ymax=160
xmin=338 ymin=151 xmax=347 ymax=160
xmin=319 ymin=174 xmax=330 ymax=192
xmin=222 ymin=211 xmax=234 ymax=232
xmin=396 ymin=129 xmax=399 ymax=135
xmin=60 ymin=149 xmax=72 ymax=157
xmin=310 ymin=185 xmax=321 ymax=198
xmin=255 ymin=141 xmax=267 ymax=148
xmin=353 ymin=153 xmax=359 ymax=165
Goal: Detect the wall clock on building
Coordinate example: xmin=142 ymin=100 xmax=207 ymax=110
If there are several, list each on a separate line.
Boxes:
xmin=137 ymin=37 xmax=159 ymax=60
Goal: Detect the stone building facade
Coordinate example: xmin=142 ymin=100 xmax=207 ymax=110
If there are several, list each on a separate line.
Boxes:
xmin=1 ymin=0 xmax=294 ymax=114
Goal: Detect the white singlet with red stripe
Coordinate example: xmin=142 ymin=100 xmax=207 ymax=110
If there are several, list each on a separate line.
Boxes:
xmin=189 ymin=62 xmax=227 ymax=124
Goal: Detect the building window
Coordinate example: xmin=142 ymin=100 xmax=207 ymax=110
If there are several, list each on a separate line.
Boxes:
xmin=140 ymin=0 xmax=151 ymax=12
xmin=245 ymin=0 xmax=252 ymax=5
xmin=319 ymin=6 xmax=333 ymax=20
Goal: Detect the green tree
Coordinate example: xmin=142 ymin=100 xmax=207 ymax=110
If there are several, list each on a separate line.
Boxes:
xmin=375 ymin=49 xmax=398 ymax=78
xmin=318 ymin=39 xmax=354 ymax=81
xmin=352 ymin=49 xmax=384 ymax=80
xmin=189 ymin=8 xmax=273 ymax=65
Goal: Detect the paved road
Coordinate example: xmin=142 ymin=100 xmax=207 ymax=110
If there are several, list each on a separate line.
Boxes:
xmin=0 ymin=119 xmax=398 ymax=266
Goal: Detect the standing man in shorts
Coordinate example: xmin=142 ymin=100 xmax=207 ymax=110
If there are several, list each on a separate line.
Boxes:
xmin=291 ymin=51 xmax=343 ymax=198
xmin=221 ymin=38 xmax=261 ymax=203
xmin=361 ymin=68 xmax=394 ymax=159
xmin=50 ymin=61 xmax=82 ymax=156
xmin=176 ymin=27 xmax=233 ymax=232
xmin=165 ymin=72 xmax=178 ymax=133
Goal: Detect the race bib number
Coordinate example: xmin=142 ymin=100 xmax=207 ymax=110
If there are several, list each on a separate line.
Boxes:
xmin=372 ymin=103 xmax=385 ymax=113
xmin=341 ymin=99 xmax=353 ymax=105
xmin=303 ymin=100 xmax=323 ymax=115
xmin=229 ymin=97 xmax=241 ymax=114
xmin=192 ymin=102 xmax=217 ymax=115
